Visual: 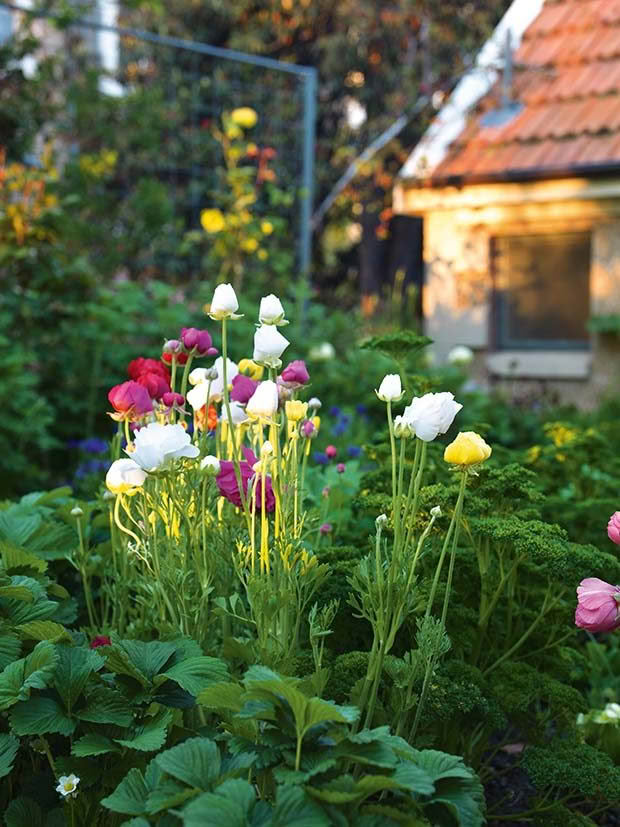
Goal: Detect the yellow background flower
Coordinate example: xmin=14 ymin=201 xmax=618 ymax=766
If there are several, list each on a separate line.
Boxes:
xmin=200 ymin=208 xmax=226 ymax=234
xmin=230 ymin=107 xmax=258 ymax=129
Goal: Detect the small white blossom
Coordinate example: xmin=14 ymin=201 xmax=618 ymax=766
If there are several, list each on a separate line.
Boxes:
xmin=375 ymin=374 xmax=403 ymax=403
xmin=448 ymin=345 xmax=474 ymax=366
xmin=106 ymin=459 xmax=147 ymax=495
xmin=308 ymin=397 xmax=322 ymax=410
xmin=309 ymin=342 xmax=335 ymax=361
xmin=258 ymin=294 xmax=288 ymax=326
xmin=260 ymin=440 xmax=274 ymax=457
xmin=200 ymin=455 xmax=221 ymax=476
xmin=56 ymin=774 xmax=80 ymax=799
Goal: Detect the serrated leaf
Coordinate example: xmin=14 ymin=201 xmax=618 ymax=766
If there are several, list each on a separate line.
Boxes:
xmin=77 ymin=686 xmax=133 ymax=727
xmin=271 ymin=785 xmax=331 ymax=827
xmin=0 ymin=541 xmax=47 ymax=573
xmin=182 ymin=779 xmax=259 ymax=827
xmin=72 ymin=733 xmax=119 ymax=757
xmin=155 ymin=737 xmax=220 ymax=789
xmin=197 ymin=681 xmax=244 ymax=711
xmin=120 ymin=820 xmax=150 ymax=827
xmin=53 ymin=645 xmax=104 ymax=710
xmin=0 ymin=511 xmax=41 ymax=546
xmin=105 ymin=640 xmax=176 ymax=686
xmin=0 ymin=732 xmax=19 ymax=779
xmin=0 ymin=640 xmax=58 ymax=709
xmin=4 ymin=797 xmax=44 ymax=827
xmin=17 ymin=620 xmax=71 ymax=643
xmin=145 ymin=779 xmax=197 ymax=814
xmin=101 ymin=768 xmax=148 ymax=815
xmin=156 ymin=655 xmax=229 ymax=696
xmin=0 ymin=633 xmax=21 ymax=669
xmin=10 ymin=695 xmax=76 ymax=736
xmin=115 ymin=709 xmax=173 ymax=752
xmin=0 ymin=584 xmax=35 ymax=602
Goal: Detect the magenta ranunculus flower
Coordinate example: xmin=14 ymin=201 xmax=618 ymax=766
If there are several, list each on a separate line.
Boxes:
xmin=216 ymin=446 xmax=275 ymax=512
xmin=326 ymin=444 xmax=337 ymax=459
xmin=230 ymin=374 xmax=259 ymax=404
xmin=319 ymin=522 xmax=332 ymax=535
xmin=280 ymin=359 xmax=309 ymax=387
xmin=181 ymin=327 xmax=218 ymax=356
xmin=162 ymin=391 xmax=185 ymax=408
xmin=608 ymin=512 xmax=620 ymax=545
xmin=136 ymin=371 xmax=171 ymax=400
xmin=108 ymin=381 xmax=153 ymax=419
xmin=575 ymin=577 xmax=620 ymax=632
xmin=301 ymin=420 xmax=316 ymax=438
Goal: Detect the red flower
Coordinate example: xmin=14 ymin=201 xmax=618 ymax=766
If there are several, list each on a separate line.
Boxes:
xmin=128 ymin=357 xmax=170 ymax=383
xmin=90 ymin=635 xmax=111 ymax=649
xmin=108 ymin=381 xmax=153 ymax=419
xmin=136 ymin=371 xmax=171 ymax=400
xmin=162 ymin=351 xmax=189 ymax=365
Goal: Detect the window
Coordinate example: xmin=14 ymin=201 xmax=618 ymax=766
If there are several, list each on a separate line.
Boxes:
xmin=0 ymin=7 xmax=12 ymax=45
xmin=492 ymin=231 xmax=591 ymax=349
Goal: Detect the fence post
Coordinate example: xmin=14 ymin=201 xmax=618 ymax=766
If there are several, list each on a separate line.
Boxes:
xmin=300 ymin=67 xmax=317 ymax=278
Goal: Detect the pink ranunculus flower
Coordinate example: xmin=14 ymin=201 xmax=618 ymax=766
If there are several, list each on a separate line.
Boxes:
xmin=608 ymin=512 xmax=620 ymax=545
xmin=280 ymin=359 xmax=310 ymax=387
xmin=230 ymin=374 xmax=259 ymax=404
xmin=575 ymin=578 xmax=620 ymax=632
xmin=162 ymin=391 xmax=185 ymax=408
xmin=108 ymin=381 xmax=153 ymax=420
xmin=216 ymin=446 xmax=275 ymax=512
xmin=181 ymin=327 xmax=218 ymax=356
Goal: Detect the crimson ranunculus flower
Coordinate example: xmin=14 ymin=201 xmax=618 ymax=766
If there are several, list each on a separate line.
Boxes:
xmin=90 ymin=635 xmax=111 ymax=649
xmin=216 ymin=446 xmax=275 ymax=512
xmin=162 ymin=350 xmax=188 ymax=365
xmin=162 ymin=391 xmax=185 ymax=408
xmin=575 ymin=577 xmax=620 ymax=633
xmin=108 ymin=381 xmax=153 ymax=419
xmin=230 ymin=374 xmax=258 ymax=404
xmin=127 ymin=357 xmax=170 ymax=383
xmin=136 ymin=371 xmax=171 ymax=400
xmin=280 ymin=359 xmax=309 ymax=387
xmin=181 ymin=327 xmax=218 ymax=356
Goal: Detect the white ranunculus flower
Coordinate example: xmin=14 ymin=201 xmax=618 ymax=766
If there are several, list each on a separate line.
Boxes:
xmin=309 ymin=342 xmax=335 ymax=361
xmin=209 ymin=283 xmax=241 ymax=320
xmin=393 ymin=414 xmax=413 ymax=438
xmin=128 ymin=423 xmax=199 ymax=471
xmin=375 ymin=374 xmax=403 ymax=403
xmin=106 ymin=458 xmax=147 ymax=494
xmin=403 ymin=392 xmax=462 ymax=442
xmin=188 ymin=367 xmax=208 ymax=386
xmin=253 ymin=325 xmax=290 ymax=368
xmin=246 ymin=380 xmax=279 ymax=420
xmin=448 ymin=345 xmax=474 ymax=365
xmin=259 ymin=294 xmax=288 ymax=326
xmin=221 ymin=401 xmax=249 ymax=427
xmin=200 ymin=455 xmax=221 ymax=476
xmin=188 ymin=357 xmax=238 ymax=410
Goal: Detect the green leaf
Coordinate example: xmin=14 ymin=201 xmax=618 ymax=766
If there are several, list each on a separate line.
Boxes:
xmin=108 ymin=639 xmax=177 ymax=683
xmin=72 ymin=733 xmax=119 ymax=757
xmin=271 ymin=785 xmax=331 ymax=827
xmin=115 ymin=709 xmax=174 ymax=752
xmin=155 ymin=737 xmax=221 ymax=790
xmin=0 ymin=541 xmax=47 ymax=573
xmin=145 ymin=779 xmax=197 ymax=814
xmin=0 ymin=641 xmax=58 ymax=710
xmin=0 ymin=511 xmax=41 ymax=546
xmin=0 ymin=584 xmax=35 ymax=602
xmin=101 ymin=768 xmax=149 ymax=815
xmin=53 ymin=645 xmax=104 ymax=710
xmin=17 ymin=620 xmax=71 ymax=643
xmin=4 ymin=797 xmax=44 ymax=827
xmin=156 ymin=655 xmax=229 ymax=696
xmin=197 ymin=681 xmax=244 ymax=711
xmin=182 ymin=779 xmax=260 ymax=827
xmin=0 ymin=733 xmax=19 ymax=779
xmin=10 ymin=695 xmax=76 ymax=736
xmin=77 ymin=686 xmax=133 ymax=727
xmin=120 ymin=820 xmax=150 ymax=827
xmin=0 ymin=633 xmax=21 ymax=670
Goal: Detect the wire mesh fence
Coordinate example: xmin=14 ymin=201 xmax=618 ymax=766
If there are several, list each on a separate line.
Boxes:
xmin=1 ymin=1 xmax=316 ymax=281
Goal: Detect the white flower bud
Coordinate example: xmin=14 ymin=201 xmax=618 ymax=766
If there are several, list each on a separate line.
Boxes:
xmin=253 ymin=325 xmax=290 ymax=368
xmin=430 ymin=506 xmax=442 ymax=518
xmin=375 ymin=513 xmax=388 ymax=529
xmin=375 ymin=374 xmax=403 ymax=402
xmin=70 ymin=506 xmax=84 ymax=517
xmin=258 ymin=294 xmax=288 ymax=326
xmin=308 ymin=397 xmax=322 ymax=410
xmin=200 ymin=455 xmax=221 ymax=476
xmin=246 ymin=380 xmax=279 ymax=420
xmin=448 ymin=345 xmax=474 ymax=366
xmin=260 ymin=440 xmax=274 ymax=457
xmin=209 ymin=283 xmax=241 ymax=320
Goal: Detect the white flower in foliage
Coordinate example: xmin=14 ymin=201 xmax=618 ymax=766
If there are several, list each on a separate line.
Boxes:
xmin=106 ymin=459 xmax=147 ymax=494
xmin=246 ymin=380 xmax=279 ymax=420
xmin=128 ymin=423 xmax=199 ymax=471
xmin=403 ymin=392 xmax=462 ymax=442
xmin=375 ymin=374 xmax=403 ymax=402
xmin=56 ymin=774 xmax=80 ymax=799
xmin=208 ymin=283 xmax=242 ymax=320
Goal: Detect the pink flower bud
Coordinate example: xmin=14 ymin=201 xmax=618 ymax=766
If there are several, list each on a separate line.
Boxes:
xmin=326 ymin=445 xmax=337 ymax=459
xmin=608 ymin=512 xmax=620 ymax=545
xmin=181 ymin=327 xmax=218 ymax=356
xmin=162 ymin=391 xmax=185 ymax=408
xmin=108 ymin=381 xmax=153 ymax=419
xmin=163 ymin=339 xmax=183 ymax=354
xmin=302 ymin=420 xmax=315 ymax=438
xmin=322 ymin=486 xmax=330 ymax=498
xmin=337 ymin=463 xmax=345 ymax=473
xmin=575 ymin=578 xmax=620 ymax=633
xmin=319 ymin=522 xmax=332 ymax=535
xmin=280 ymin=359 xmax=310 ymax=387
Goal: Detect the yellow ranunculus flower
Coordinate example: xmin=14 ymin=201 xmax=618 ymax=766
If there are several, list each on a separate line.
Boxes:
xmin=241 ymin=237 xmax=259 ymax=253
xmin=200 ymin=208 xmax=226 ymax=234
xmin=238 ymin=359 xmax=264 ymax=380
xmin=230 ymin=107 xmax=258 ymax=129
xmin=311 ymin=415 xmax=321 ymax=433
xmin=444 ymin=431 xmax=492 ymax=466
xmin=285 ymin=400 xmax=308 ymax=422
xmin=261 ymin=220 xmax=274 ymax=235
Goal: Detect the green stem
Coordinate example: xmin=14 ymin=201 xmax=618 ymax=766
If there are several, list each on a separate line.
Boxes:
xmin=440 ymin=472 xmax=468 ymax=627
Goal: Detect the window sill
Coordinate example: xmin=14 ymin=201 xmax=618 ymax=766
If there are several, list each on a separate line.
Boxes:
xmin=486 ymin=351 xmax=591 ymax=379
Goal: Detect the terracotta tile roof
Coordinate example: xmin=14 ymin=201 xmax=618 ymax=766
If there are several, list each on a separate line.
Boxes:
xmin=431 ymin=0 xmax=620 ymax=184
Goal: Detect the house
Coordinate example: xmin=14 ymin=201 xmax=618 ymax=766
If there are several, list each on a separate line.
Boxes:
xmin=394 ymin=0 xmax=620 ymax=405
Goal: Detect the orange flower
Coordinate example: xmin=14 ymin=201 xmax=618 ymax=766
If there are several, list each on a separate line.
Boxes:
xmin=195 ymin=404 xmax=218 ymax=432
